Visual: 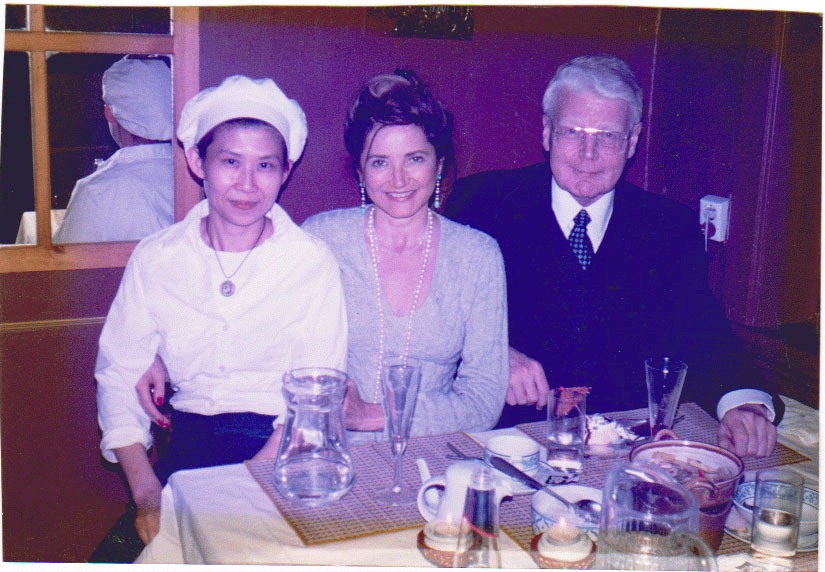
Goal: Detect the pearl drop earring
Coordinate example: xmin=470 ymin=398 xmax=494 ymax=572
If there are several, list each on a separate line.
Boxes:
xmin=359 ymin=181 xmax=367 ymax=214
xmin=433 ymin=175 xmax=442 ymax=209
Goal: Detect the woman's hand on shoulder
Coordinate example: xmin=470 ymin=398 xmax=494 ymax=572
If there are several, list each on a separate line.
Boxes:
xmin=343 ymin=379 xmax=384 ymax=431
xmin=135 ymin=356 xmax=171 ymax=428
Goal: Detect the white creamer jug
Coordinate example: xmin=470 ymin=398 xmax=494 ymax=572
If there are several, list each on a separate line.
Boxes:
xmin=418 ymin=460 xmax=512 ymax=523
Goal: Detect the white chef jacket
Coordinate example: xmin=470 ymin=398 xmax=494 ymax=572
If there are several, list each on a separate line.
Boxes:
xmin=96 ymin=199 xmax=348 ymax=463
xmin=54 ymin=143 xmax=174 ymax=243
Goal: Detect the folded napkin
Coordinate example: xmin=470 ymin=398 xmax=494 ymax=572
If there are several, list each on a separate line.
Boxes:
xmin=778 ymin=395 xmax=819 ymax=448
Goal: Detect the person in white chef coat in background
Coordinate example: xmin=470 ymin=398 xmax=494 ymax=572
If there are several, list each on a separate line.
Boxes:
xmin=54 ymin=55 xmax=174 ymax=243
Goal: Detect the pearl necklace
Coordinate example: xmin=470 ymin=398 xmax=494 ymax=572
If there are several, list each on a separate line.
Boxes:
xmin=366 ymin=205 xmax=434 ymax=402
xmin=208 ymin=218 xmax=266 ymax=297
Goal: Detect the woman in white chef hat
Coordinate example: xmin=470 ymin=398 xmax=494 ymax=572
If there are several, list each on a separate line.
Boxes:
xmin=94 ymin=75 xmax=348 ymax=548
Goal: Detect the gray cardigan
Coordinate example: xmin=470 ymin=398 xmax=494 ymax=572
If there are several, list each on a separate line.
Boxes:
xmin=303 ymin=207 xmax=508 ymax=442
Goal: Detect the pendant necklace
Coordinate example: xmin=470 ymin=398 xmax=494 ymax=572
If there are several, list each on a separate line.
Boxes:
xmin=208 ymin=218 xmax=267 ymax=297
xmin=366 ymin=205 xmax=434 ymax=402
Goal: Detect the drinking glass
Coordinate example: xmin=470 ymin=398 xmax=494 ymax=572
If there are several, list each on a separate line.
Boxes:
xmin=750 ymin=469 xmax=804 ymax=557
xmin=546 ymin=388 xmax=586 ymax=473
xmin=377 ymin=355 xmax=421 ymax=505
xmin=645 ymin=357 xmax=687 ymax=438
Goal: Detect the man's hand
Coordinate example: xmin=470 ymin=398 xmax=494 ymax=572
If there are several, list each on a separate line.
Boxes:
xmin=507 ymin=346 xmax=550 ymax=408
xmin=342 ymin=379 xmax=384 ymax=431
xmin=718 ymin=404 xmax=777 ymax=458
xmin=135 ymin=356 xmax=170 ymax=429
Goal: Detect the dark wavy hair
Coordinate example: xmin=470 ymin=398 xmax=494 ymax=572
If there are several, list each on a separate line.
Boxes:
xmin=344 ymin=69 xmax=456 ymax=201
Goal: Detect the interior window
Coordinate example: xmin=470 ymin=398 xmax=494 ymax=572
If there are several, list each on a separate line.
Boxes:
xmin=0 ymin=51 xmax=34 ymax=245
xmin=44 ymin=6 xmax=170 ymax=34
xmin=0 ymin=5 xmax=198 ymax=272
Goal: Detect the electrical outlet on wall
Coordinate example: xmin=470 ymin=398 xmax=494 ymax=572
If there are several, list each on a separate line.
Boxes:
xmin=699 ymin=195 xmax=730 ymax=242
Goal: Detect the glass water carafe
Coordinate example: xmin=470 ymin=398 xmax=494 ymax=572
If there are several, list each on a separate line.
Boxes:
xmin=272 ymin=368 xmax=354 ymax=506
xmin=595 ymin=461 xmax=717 ymax=571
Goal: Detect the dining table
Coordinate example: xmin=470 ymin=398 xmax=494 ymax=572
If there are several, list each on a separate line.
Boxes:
xmin=136 ymin=398 xmax=818 ymax=570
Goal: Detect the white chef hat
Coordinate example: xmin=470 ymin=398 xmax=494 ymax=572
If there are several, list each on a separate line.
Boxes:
xmin=102 ymin=57 xmax=173 ymax=141
xmin=177 ymin=75 xmax=307 ymax=163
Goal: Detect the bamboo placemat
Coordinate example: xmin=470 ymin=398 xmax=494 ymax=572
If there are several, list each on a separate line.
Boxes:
xmin=245 ymin=432 xmax=480 ymax=546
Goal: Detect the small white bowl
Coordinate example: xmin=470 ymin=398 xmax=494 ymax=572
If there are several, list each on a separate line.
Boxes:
xmin=732 ymin=480 xmax=818 ymax=541
xmin=484 ymin=434 xmax=541 ymax=476
xmin=531 ymin=485 xmax=601 ymax=535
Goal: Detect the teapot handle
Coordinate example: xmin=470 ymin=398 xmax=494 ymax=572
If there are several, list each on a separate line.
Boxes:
xmin=417 ymin=476 xmax=447 ymax=522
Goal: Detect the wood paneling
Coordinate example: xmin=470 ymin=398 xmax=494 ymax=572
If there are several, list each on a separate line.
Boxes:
xmin=1 ymin=322 xmax=128 ymax=562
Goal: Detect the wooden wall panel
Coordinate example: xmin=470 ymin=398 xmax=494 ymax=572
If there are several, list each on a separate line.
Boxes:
xmin=1 ymin=322 xmax=128 ymax=562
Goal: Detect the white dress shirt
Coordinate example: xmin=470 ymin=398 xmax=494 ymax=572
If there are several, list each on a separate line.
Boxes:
xmin=549 ymin=177 xmax=774 ymax=422
xmin=551 ymin=177 xmax=613 ymax=252
xmin=96 ymin=199 xmax=348 ymax=463
xmin=54 ymin=143 xmax=174 ymax=243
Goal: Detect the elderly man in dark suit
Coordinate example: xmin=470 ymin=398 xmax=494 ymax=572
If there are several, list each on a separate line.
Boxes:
xmin=445 ymin=54 xmax=782 ymax=457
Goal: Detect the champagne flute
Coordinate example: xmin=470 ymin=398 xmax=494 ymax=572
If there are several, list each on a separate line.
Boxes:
xmin=377 ymin=355 xmax=421 ymax=505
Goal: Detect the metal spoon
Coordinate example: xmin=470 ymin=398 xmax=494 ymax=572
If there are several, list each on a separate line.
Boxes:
xmin=488 ymin=455 xmax=602 ymax=524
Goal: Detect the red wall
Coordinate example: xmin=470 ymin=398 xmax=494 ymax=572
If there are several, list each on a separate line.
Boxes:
xmin=199 ymin=6 xmax=659 ymax=223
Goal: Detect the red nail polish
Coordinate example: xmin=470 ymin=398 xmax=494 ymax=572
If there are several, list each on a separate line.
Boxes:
xmin=157 ymin=396 xmax=164 ymax=406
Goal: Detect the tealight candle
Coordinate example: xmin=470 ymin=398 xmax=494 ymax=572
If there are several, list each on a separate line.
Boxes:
xmin=423 ymin=518 xmax=470 ymax=552
xmin=537 ymin=519 xmax=594 ymax=563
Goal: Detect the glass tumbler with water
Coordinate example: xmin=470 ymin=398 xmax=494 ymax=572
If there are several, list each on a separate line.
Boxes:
xmin=546 ymin=388 xmax=586 ymax=473
xmin=272 ymin=367 xmax=354 ymax=506
xmin=750 ymin=469 xmax=804 ymax=557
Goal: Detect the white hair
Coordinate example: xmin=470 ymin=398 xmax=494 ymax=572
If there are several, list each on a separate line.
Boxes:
xmin=542 ymin=55 xmax=643 ymax=127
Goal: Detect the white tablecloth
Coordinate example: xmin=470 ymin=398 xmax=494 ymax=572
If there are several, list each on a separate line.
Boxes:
xmin=137 ymin=396 xmax=818 ymax=567
xmin=14 ymin=209 xmax=66 ymax=244
xmin=136 ymin=461 xmax=537 ymax=567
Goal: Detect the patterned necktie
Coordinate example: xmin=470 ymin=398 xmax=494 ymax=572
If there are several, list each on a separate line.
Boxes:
xmin=569 ymin=209 xmax=594 ymax=269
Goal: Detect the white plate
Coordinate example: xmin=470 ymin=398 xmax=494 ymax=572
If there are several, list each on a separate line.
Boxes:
xmin=724 ymin=503 xmax=818 ymax=552
xmin=585 ymin=417 xmax=644 ymax=457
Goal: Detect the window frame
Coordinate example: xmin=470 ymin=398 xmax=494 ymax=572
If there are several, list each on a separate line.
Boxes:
xmin=0 ymin=5 xmax=201 ymax=273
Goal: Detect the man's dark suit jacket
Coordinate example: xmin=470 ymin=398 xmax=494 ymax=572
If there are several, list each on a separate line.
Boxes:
xmin=445 ymin=162 xmax=782 ymax=428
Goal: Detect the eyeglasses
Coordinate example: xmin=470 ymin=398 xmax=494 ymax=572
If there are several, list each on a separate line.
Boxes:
xmin=552 ymin=126 xmax=630 ymax=153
